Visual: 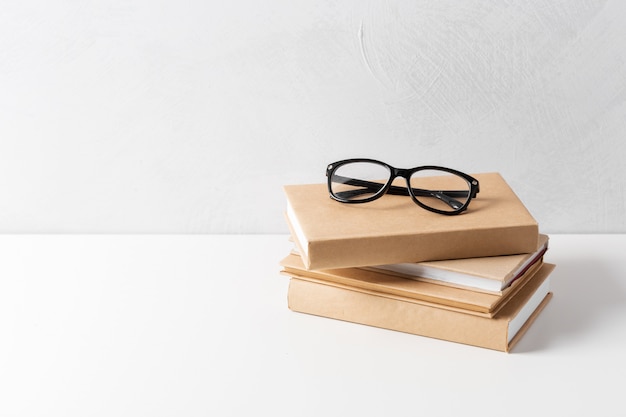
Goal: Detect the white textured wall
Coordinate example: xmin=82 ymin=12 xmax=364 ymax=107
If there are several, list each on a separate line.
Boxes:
xmin=1 ymin=1 xmax=625 ymax=233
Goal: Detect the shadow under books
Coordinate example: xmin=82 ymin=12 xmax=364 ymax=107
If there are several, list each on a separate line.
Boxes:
xmin=513 ymin=257 xmax=626 ymax=353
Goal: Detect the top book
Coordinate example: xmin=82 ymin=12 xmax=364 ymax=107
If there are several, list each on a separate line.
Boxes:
xmin=284 ymin=172 xmax=539 ymax=270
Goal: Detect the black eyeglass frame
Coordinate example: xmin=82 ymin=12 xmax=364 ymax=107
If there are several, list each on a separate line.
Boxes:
xmin=326 ymin=158 xmax=480 ymax=215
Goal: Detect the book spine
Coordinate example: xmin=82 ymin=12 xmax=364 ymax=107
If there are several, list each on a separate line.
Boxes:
xmin=307 ymin=225 xmax=539 ymax=270
xmin=287 ymin=278 xmax=511 ymax=352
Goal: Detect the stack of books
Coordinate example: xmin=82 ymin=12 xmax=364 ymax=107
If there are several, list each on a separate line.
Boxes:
xmin=279 ymin=172 xmax=554 ymax=352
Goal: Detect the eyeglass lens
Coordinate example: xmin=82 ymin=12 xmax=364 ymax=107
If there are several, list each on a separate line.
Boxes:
xmin=409 ymin=169 xmax=471 ymax=212
xmin=329 ymin=161 xmax=390 ymax=201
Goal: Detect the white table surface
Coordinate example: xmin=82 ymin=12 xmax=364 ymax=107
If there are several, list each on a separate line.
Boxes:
xmin=0 ymin=234 xmax=624 ymax=416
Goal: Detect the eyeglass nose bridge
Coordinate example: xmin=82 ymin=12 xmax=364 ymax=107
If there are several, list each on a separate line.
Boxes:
xmin=392 ymin=167 xmax=411 ymax=179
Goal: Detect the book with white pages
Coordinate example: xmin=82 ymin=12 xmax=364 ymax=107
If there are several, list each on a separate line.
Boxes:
xmin=283 ymin=173 xmax=539 ymax=270
xmin=286 ymin=263 xmax=555 ymax=352
xmin=365 ymin=234 xmax=549 ymax=294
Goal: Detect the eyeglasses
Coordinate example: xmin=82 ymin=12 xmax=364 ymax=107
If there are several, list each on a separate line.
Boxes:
xmin=326 ymin=158 xmax=480 ymax=215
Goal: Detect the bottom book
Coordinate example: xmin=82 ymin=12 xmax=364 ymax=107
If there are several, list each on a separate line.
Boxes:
xmin=288 ymin=263 xmax=555 ymax=353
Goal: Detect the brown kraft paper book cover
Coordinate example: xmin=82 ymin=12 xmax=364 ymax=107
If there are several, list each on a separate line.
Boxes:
xmin=280 ymin=252 xmax=544 ymax=317
xmin=287 ymin=263 xmax=555 ymax=352
xmin=288 ymin=233 xmax=548 ymax=294
xmin=369 ymin=234 xmax=549 ymax=294
xmin=284 ymin=172 xmax=539 ymax=270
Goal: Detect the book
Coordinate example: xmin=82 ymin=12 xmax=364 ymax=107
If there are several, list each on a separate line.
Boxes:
xmin=280 ymin=251 xmax=544 ymax=317
xmin=368 ymin=234 xmax=549 ymax=294
xmin=284 ymin=172 xmax=539 ymax=270
xmin=287 ymin=263 xmax=555 ymax=352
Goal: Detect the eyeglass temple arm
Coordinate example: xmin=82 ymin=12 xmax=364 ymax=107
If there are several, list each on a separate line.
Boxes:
xmin=331 ymin=176 xmax=472 ymax=209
